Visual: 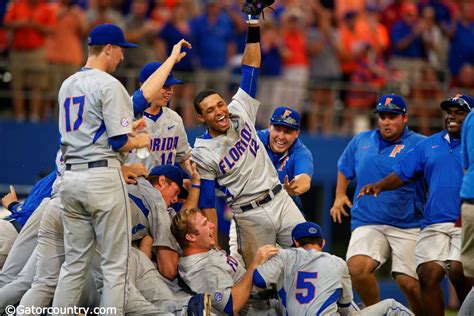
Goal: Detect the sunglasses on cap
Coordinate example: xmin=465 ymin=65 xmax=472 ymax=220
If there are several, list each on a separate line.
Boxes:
xmin=449 ymin=97 xmax=470 ymax=109
xmin=375 ymin=102 xmax=405 ymax=113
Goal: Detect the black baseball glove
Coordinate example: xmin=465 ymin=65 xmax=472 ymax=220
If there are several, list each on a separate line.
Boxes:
xmin=242 ymin=0 xmax=275 ymax=17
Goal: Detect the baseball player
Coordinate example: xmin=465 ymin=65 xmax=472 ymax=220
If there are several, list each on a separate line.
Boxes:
xmin=128 ymin=164 xmax=192 ymax=280
xmin=253 ymin=222 xmax=414 ymax=315
xmin=171 ymin=208 xmax=278 ymax=315
xmin=126 ymin=40 xmax=193 ymax=173
xmin=359 ymin=94 xmax=474 ymax=315
xmin=0 ymin=170 xmax=56 ymax=269
xmin=190 ymin=8 xmax=305 ymax=267
xmin=330 ymin=94 xmax=425 ymax=315
xmin=53 ymin=23 xmax=150 ymax=314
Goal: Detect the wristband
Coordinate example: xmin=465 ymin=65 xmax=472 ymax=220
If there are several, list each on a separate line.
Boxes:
xmin=7 ymin=201 xmax=20 ymax=211
xmin=191 ymin=184 xmax=201 ymax=189
xmin=246 ymin=25 xmax=260 ymax=43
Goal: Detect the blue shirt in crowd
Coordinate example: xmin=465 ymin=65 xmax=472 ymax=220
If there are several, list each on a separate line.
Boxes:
xmin=190 ymin=12 xmax=234 ymax=70
xmin=159 ymin=22 xmax=194 ymax=73
xmin=338 ymin=128 xmax=425 ymax=231
xmin=390 ymin=21 xmax=426 ymax=58
xmin=5 ymin=170 xmax=56 ymax=228
xmin=257 ymin=129 xmax=314 ymax=211
xmin=394 ymin=131 xmax=462 ymax=229
xmin=448 ymin=21 xmax=474 ymax=76
xmin=461 ymin=111 xmax=474 ymax=199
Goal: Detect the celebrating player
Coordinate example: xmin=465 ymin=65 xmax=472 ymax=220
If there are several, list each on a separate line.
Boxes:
xmin=126 ymin=39 xmax=193 ymax=173
xmin=359 ymin=94 xmax=474 ymax=315
xmin=330 ymin=94 xmax=425 ymax=315
xmin=171 ymin=208 xmax=278 ymax=315
xmin=53 ymin=24 xmax=150 ymax=314
xmin=190 ymin=1 xmax=305 ymax=267
xmin=253 ymin=221 xmax=414 ymax=315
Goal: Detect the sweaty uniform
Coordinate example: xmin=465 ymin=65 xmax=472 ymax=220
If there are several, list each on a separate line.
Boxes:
xmin=126 ymin=97 xmax=191 ymax=171
xmin=55 ymin=67 xmax=133 ymax=313
xmin=179 ymin=248 xmax=273 ymax=315
xmin=254 ymin=248 xmax=414 ymax=316
xmin=254 ymin=248 xmax=352 ymax=315
xmin=192 ymin=88 xmax=305 ymax=265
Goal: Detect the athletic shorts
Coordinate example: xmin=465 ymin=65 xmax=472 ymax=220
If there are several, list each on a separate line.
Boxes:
xmin=415 ymin=223 xmax=461 ymax=270
xmin=346 ymin=225 xmax=419 ymax=279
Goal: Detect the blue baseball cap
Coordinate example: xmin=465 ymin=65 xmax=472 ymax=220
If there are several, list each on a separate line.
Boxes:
xmin=291 ymin=222 xmax=323 ymax=243
xmin=270 ymin=106 xmax=301 ymax=130
xmin=149 ymin=165 xmax=188 ymax=199
xmin=88 ymin=24 xmax=138 ymax=48
xmin=440 ymin=94 xmax=474 ymax=112
xmin=374 ymin=94 xmax=407 ymax=115
xmin=138 ymin=62 xmax=184 ymax=86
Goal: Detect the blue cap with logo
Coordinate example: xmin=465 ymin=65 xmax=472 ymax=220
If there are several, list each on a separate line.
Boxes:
xmin=374 ymin=94 xmax=407 ymax=115
xmin=149 ymin=165 xmax=188 ymax=199
xmin=138 ymin=62 xmax=184 ymax=86
xmin=440 ymin=94 xmax=474 ymax=112
xmin=291 ymin=222 xmax=323 ymax=243
xmin=88 ymin=24 xmax=138 ymax=48
xmin=270 ymin=106 xmax=301 ymax=130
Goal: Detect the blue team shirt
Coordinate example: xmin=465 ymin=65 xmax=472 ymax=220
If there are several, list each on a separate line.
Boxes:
xmin=338 ymin=128 xmax=425 ymax=231
xmin=461 ymin=111 xmax=474 ymax=199
xmin=5 ymin=170 xmax=56 ymax=228
xmin=394 ymin=131 xmax=462 ymax=228
xmin=257 ymin=129 xmax=314 ymax=210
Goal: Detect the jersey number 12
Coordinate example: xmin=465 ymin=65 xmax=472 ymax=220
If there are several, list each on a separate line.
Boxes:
xmin=64 ymin=96 xmax=85 ymax=132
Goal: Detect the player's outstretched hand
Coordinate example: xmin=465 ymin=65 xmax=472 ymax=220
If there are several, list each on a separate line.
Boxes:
xmin=283 ymin=175 xmax=302 ymax=196
xmin=357 ymin=183 xmax=381 ymax=198
xmin=171 ymin=39 xmax=192 ymax=64
xmin=330 ymin=194 xmax=352 ymax=224
xmin=1 ymin=185 xmax=18 ymax=209
xmin=253 ymin=245 xmax=279 ymax=266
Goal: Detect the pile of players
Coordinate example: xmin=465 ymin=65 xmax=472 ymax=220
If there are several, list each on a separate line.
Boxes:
xmin=1 ymin=0 xmax=474 ymax=315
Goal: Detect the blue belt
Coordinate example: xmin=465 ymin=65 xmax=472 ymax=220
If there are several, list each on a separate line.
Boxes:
xmin=463 ymin=199 xmax=474 ymax=205
xmin=9 ymin=219 xmax=22 ymax=233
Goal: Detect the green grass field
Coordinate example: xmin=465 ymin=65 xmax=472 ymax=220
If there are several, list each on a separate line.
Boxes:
xmin=445 ymin=310 xmax=458 ymax=316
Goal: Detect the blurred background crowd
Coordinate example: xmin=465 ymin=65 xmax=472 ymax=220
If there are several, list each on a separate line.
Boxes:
xmin=0 ymin=0 xmax=474 ymax=135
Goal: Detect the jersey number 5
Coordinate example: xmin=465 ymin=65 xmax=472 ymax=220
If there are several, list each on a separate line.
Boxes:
xmin=64 ymin=96 xmax=86 ymax=132
xmin=295 ymin=271 xmax=318 ymax=304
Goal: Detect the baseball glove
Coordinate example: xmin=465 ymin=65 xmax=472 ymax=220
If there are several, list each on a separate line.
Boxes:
xmin=242 ymin=0 xmax=275 ymax=17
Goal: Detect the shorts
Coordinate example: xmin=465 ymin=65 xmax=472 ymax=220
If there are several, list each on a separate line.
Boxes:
xmin=346 ymin=225 xmax=419 ymax=279
xmin=461 ymin=202 xmax=474 ymax=277
xmin=415 ymin=223 xmax=461 ymax=270
xmin=10 ymin=48 xmax=48 ymax=92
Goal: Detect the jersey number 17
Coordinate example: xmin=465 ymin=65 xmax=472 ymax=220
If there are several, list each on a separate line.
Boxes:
xmin=64 ymin=96 xmax=86 ymax=132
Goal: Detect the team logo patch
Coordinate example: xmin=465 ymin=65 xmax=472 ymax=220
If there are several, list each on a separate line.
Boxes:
xmin=282 ymin=109 xmax=292 ymax=118
xmin=214 ymin=292 xmax=223 ymax=301
xmin=309 ymin=227 xmax=318 ymax=234
xmin=121 ymin=118 xmax=129 ymax=127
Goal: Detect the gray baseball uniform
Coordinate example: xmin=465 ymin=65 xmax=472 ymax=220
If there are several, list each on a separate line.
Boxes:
xmin=179 ymin=248 xmax=273 ymax=315
xmin=128 ymin=177 xmax=179 ymax=252
xmin=125 ymin=107 xmax=191 ymax=171
xmin=191 ymin=89 xmax=305 ymax=265
xmin=54 ymin=67 xmax=133 ymax=314
xmin=255 ymin=248 xmax=413 ymax=316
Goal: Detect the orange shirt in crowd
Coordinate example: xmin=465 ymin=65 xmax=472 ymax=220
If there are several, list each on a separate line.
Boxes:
xmin=46 ymin=2 xmax=85 ymax=65
xmin=4 ymin=0 xmax=56 ymax=50
xmin=282 ymin=31 xmax=308 ymax=67
xmin=339 ymin=25 xmax=370 ymax=75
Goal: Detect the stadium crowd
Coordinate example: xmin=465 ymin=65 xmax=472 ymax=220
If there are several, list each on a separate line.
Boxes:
xmin=0 ymin=0 xmax=473 ymax=135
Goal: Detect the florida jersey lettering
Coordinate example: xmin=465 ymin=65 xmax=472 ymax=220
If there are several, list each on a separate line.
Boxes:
xmin=390 ymin=145 xmax=405 ymax=157
xmin=150 ymin=136 xmax=179 ymax=152
xmin=219 ymin=122 xmax=260 ymax=174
